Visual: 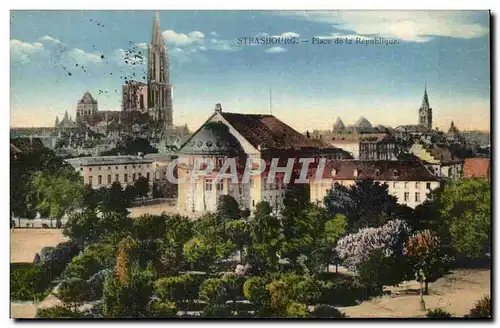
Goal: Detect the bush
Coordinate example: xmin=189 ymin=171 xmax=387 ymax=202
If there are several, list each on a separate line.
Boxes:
xmin=57 ymin=277 xmax=88 ymax=308
xmin=154 ymin=274 xmax=201 ymax=304
xmin=36 ymin=305 xmax=86 ymax=318
xmin=312 ymin=304 xmax=347 ymax=318
xmin=87 ymin=269 xmax=112 ymax=301
xmin=317 ymin=279 xmax=371 ymax=306
xmin=202 ymin=304 xmax=232 ymax=318
xmin=199 ymin=278 xmax=230 ymax=304
xmin=149 ymin=300 xmax=178 ymax=318
xmin=243 ymin=276 xmax=270 ymax=305
xmin=467 ymin=296 xmax=491 ymax=318
xmin=10 ymin=263 xmax=52 ymax=301
xmin=426 ymin=308 xmax=452 ymax=318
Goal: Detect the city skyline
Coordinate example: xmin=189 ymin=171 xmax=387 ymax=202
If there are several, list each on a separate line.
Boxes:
xmin=10 ymin=10 xmax=491 ymax=132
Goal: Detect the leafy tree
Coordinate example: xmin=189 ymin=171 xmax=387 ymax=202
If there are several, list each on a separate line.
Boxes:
xmin=57 ymin=277 xmax=88 ymax=310
xmin=36 ymin=306 xmax=86 ymax=318
xmin=101 ymin=181 xmax=129 ymax=214
xmin=426 ymin=308 xmax=452 ymax=318
xmin=31 ymin=169 xmax=83 ymax=227
xmin=183 ymin=237 xmax=215 ymax=272
xmin=201 ymin=304 xmax=232 ymax=318
xmin=154 ymin=274 xmax=201 ymax=313
xmin=324 ymin=180 xmax=399 ymax=233
xmin=124 ymin=184 xmax=137 ymax=204
xmin=224 ymin=219 xmax=250 ymax=263
xmin=133 ymin=214 xmax=167 ymax=240
xmin=217 ymin=195 xmax=241 ymax=220
xmin=134 ymin=177 xmax=150 ymax=203
xmin=312 ymin=304 xmax=347 ymax=318
xmin=102 ymin=264 xmax=154 ymax=318
xmin=404 ymin=230 xmax=451 ymax=295
xmin=199 ymin=278 xmax=230 ymax=304
xmin=243 ymin=276 xmax=271 ymax=315
xmin=416 ymin=179 xmax=490 ymax=259
xmin=467 ymin=296 xmax=491 ymax=318
xmin=116 ymin=236 xmax=139 ymax=284
xmin=248 ymin=202 xmax=282 ymax=273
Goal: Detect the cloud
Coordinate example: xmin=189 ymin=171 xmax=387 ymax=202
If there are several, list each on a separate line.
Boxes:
xmin=39 ymin=35 xmax=62 ymax=44
xmin=162 ymin=30 xmax=205 ymax=46
xmin=210 ymin=31 xmax=217 ymax=37
xmin=276 ymin=11 xmax=488 ymax=42
xmin=265 ymin=46 xmax=287 ymax=54
xmin=209 ymin=39 xmax=240 ymax=52
xmin=315 ymin=33 xmax=374 ymax=41
xmin=135 ymin=42 xmax=148 ymax=50
xmin=66 ymin=48 xmax=103 ymax=64
xmin=279 ymin=32 xmax=300 ymax=38
xmin=10 ymin=39 xmax=44 ymax=63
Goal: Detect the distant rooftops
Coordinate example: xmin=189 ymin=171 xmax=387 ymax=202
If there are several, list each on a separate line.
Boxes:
xmin=66 ymin=155 xmax=153 ymax=167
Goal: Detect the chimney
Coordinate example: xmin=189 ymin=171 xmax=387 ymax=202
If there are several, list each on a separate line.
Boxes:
xmin=215 ymin=103 xmax=222 ymax=113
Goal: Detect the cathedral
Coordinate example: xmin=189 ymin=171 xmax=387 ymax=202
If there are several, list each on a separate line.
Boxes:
xmin=418 ymin=85 xmax=432 ymax=130
xmin=122 ymin=11 xmax=173 ymax=130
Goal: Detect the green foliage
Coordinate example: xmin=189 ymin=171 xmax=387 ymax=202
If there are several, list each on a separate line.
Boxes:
xmin=154 ymin=274 xmax=201 ymax=304
xmin=217 ymin=195 xmax=241 ymax=220
xmin=183 ymin=237 xmax=215 ymax=272
xmin=101 ymin=181 xmax=130 ymax=214
xmin=102 ymin=264 xmax=155 ymax=318
xmin=467 ymin=296 xmax=491 ymax=318
xmin=57 ymin=277 xmax=88 ymax=309
xmin=134 ymin=176 xmax=150 ymax=200
xmin=199 ymin=278 xmax=230 ymax=304
xmin=312 ymin=304 xmax=347 ymax=318
xmin=324 ymin=180 xmax=399 ymax=233
xmin=285 ymin=301 xmax=310 ymax=318
xmin=201 ymin=304 xmax=232 ymax=318
xmin=64 ymin=243 xmax=115 ymax=280
xmin=149 ymin=300 xmax=178 ymax=318
xmin=133 ymin=214 xmax=167 ymax=240
xmin=36 ymin=305 xmax=86 ymax=318
xmin=10 ymin=263 xmax=52 ymax=301
xmin=416 ymin=179 xmax=490 ymax=259
xmin=426 ymin=308 xmax=452 ymax=318
xmin=243 ymin=276 xmax=270 ymax=305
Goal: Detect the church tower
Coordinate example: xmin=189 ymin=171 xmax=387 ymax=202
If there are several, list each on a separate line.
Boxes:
xmin=148 ymin=11 xmax=173 ymax=129
xmin=418 ymin=85 xmax=432 ymax=130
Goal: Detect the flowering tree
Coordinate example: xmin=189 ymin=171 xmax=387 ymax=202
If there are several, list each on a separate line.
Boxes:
xmin=335 ymin=220 xmax=411 ymax=288
xmin=404 ymin=229 xmax=451 ymax=297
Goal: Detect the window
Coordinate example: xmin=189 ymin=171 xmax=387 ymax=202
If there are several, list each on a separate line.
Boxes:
xmin=133 ymin=165 xmax=136 ymax=169
xmin=138 ymin=173 xmax=142 ymax=178
xmin=250 ymin=178 xmax=255 ymax=188
xmin=107 ymin=175 xmax=111 ymax=184
xmin=108 ymin=166 xmax=111 ymax=171
xmin=404 ymin=182 xmax=409 ymax=189
xmin=98 ymin=175 xmax=102 ymax=185
xmin=147 ymin=172 xmax=150 ymax=181
xmin=415 ymin=182 xmax=421 ymax=189
xmin=124 ymin=166 xmax=127 ymax=170
xmin=217 ymin=157 xmax=224 ymax=167
xmin=139 ymin=165 xmax=142 ymax=168
xmin=217 ymin=180 xmax=224 ymax=191
xmin=393 ymin=182 xmax=397 ymax=189
xmin=89 ymin=167 xmax=92 ymax=172
xmin=426 ymin=182 xmax=431 ymax=190
xmin=404 ymin=192 xmax=409 ymax=202
xmin=415 ymin=192 xmax=420 ymax=202
xmin=205 ymin=179 xmax=213 ymax=191
xmin=252 ymin=199 xmax=255 ymax=207
xmin=133 ymin=173 xmax=136 ymax=181
xmin=115 ymin=174 xmax=119 ymax=182
xmin=115 ymin=166 xmax=118 ymax=170
xmin=80 ymin=167 xmax=83 ymax=171
xmin=98 ymin=166 xmax=101 ymax=171
xmin=89 ymin=176 xmax=93 ymax=185
xmin=124 ymin=174 xmax=128 ymax=183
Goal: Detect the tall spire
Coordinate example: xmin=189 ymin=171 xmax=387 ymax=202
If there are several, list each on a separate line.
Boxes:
xmin=152 ymin=10 xmax=162 ymax=45
xmin=421 ymin=84 xmax=430 ymax=109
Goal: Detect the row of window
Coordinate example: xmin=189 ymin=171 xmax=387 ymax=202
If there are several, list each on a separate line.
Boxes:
xmin=393 ymin=182 xmax=431 ymax=189
xmin=84 ymin=164 xmax=151 ymax=172
xmin=88 ymin=172 xmax=150 ymax=185
xmin=402 ymin=192 xmax=421 ymax=203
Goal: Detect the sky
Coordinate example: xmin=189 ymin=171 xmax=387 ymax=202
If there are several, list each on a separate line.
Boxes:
xmin=10 ymin=10 xmax=491 ymax=132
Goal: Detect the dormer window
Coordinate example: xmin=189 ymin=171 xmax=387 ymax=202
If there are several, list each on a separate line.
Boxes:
xmin=393 ymin=170 xmax=399 ymax=178
xmin=331 ymin=168 xmax=338 ymax=176
xmin=375 ymin=169 xmax=380 ymax=177
xmin=353 ymin=169 xmax=359 ymax=177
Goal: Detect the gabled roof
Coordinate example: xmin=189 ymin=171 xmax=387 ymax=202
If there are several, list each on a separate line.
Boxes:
xmin=355 ymin=116 xmax=373 ymax=129
xmin=219 ymin=112 xmax=319 ymax=150
xmin=311 ymin=159 xmax=439 ymax=182
xmin=333 ymin=117 xmax=346 ymax=131
xmin=10 ymin=137 xmax=45 ymax=153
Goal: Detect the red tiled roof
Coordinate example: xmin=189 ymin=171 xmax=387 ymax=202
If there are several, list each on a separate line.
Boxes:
xmin=463 ymin=158 xmax=490 ymax=179
xmin=310 ymin=160 xmax=439 ymax=182
xmin=220 ymin=112 xmax=319 ymax=150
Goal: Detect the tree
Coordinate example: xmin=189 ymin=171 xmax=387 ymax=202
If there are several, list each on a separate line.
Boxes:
xmin=416 ymin=179 xmax=490 ymax=259
xmin=248 ymin=202 xmax=282 ymax=273
xmin=199 ymin=278 xmax=230 ymax=304
xmin=102 ymin=264 xmax=155 ymax=318
xmin=243 ymin=276 xmax=271 ymax=315
xmin=225 ymin=219 xmax=250 ymax=263
xmin=134 ymin=177 xmax=150 ymax=204
xmin=101 ymin=181 xmax=129 ymax=214
xmin=57 ymin=278 xmax=88 ymax=311
xmin=116 ymin=236 xmax=139 ymax=284
xmin=31 ymin=169 xmax=83 ymax=227
xmin=124 ymin=185 xmax=137 ymax=204
xmin=335 ymin=220 xmax=411 ymax=289
xmin=324 ymin=180 xmax=399 ymax=233
xmin=154 ymin=274 xmax=201 ymax=313
xmin=183 ymin=237 xmax=215 ymax=272
xmin=404 ymin=230 xmax=451 ymax=296
xmin=216 ymin=195 xmax=240 ymax=220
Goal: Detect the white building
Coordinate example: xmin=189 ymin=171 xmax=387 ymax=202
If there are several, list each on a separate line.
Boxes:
xmin=309 ymin=160 xmax=441 ymax=209
xmin=66 ymin=155 xmax=154 ymax=190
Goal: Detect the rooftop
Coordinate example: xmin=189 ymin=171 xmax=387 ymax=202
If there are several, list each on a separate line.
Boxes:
xmin=66 ymin=155 xmax=153 ymax=167
xmin=463 ymin=158 xmax=490 ymax=179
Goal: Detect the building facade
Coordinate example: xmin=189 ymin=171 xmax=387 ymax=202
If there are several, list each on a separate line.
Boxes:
xmin=76 ymin=91 xmax=98 ymax=119
xmin=176 ymin=105 xmax=352 ymax=218
xmin=309 ymin=160 xmax=441 ymax=209
xmin=122 ymin=81 xmax=148 ymax=113
xmin=66 ymin=155 xmax=154 ymax=190
xmin=410 ymin=143 xmax=464 ymax=180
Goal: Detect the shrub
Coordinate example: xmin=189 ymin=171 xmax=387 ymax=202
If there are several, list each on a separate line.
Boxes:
xmin=36 ymin=305 xmax=86 ymax=318
xmin=426 ymin=308 xmax=452 ymax=318
xmin=57 ymin=277 xmax=88 ymax=309
xmin=243 ymin=276 xmax=270 ymax=305
xmin=467 ymin=296 xmax=491 ymax=318
xmin=87 ymin=269 xmax=112 ymax=301
xmin=149 ymin=300 xmax=178 ymax=318
xmin=199 ymin=278 xmax=230 ymax=304
xmin=312 ymin=304 xmax=347 ymax=318
xmin=154 ymin=274 xmax=201 ymax=304
xmin=10 ymin=263 xmax=52 ymax=301
xmin=202 ymin=304 xmax=232 ymax=318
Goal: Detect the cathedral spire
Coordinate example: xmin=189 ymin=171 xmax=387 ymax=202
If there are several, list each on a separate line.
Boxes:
xmin=421 ymin=85 xmax=430 ymax=109
xmin=152 ymin=10 xmax=162 ymax=45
